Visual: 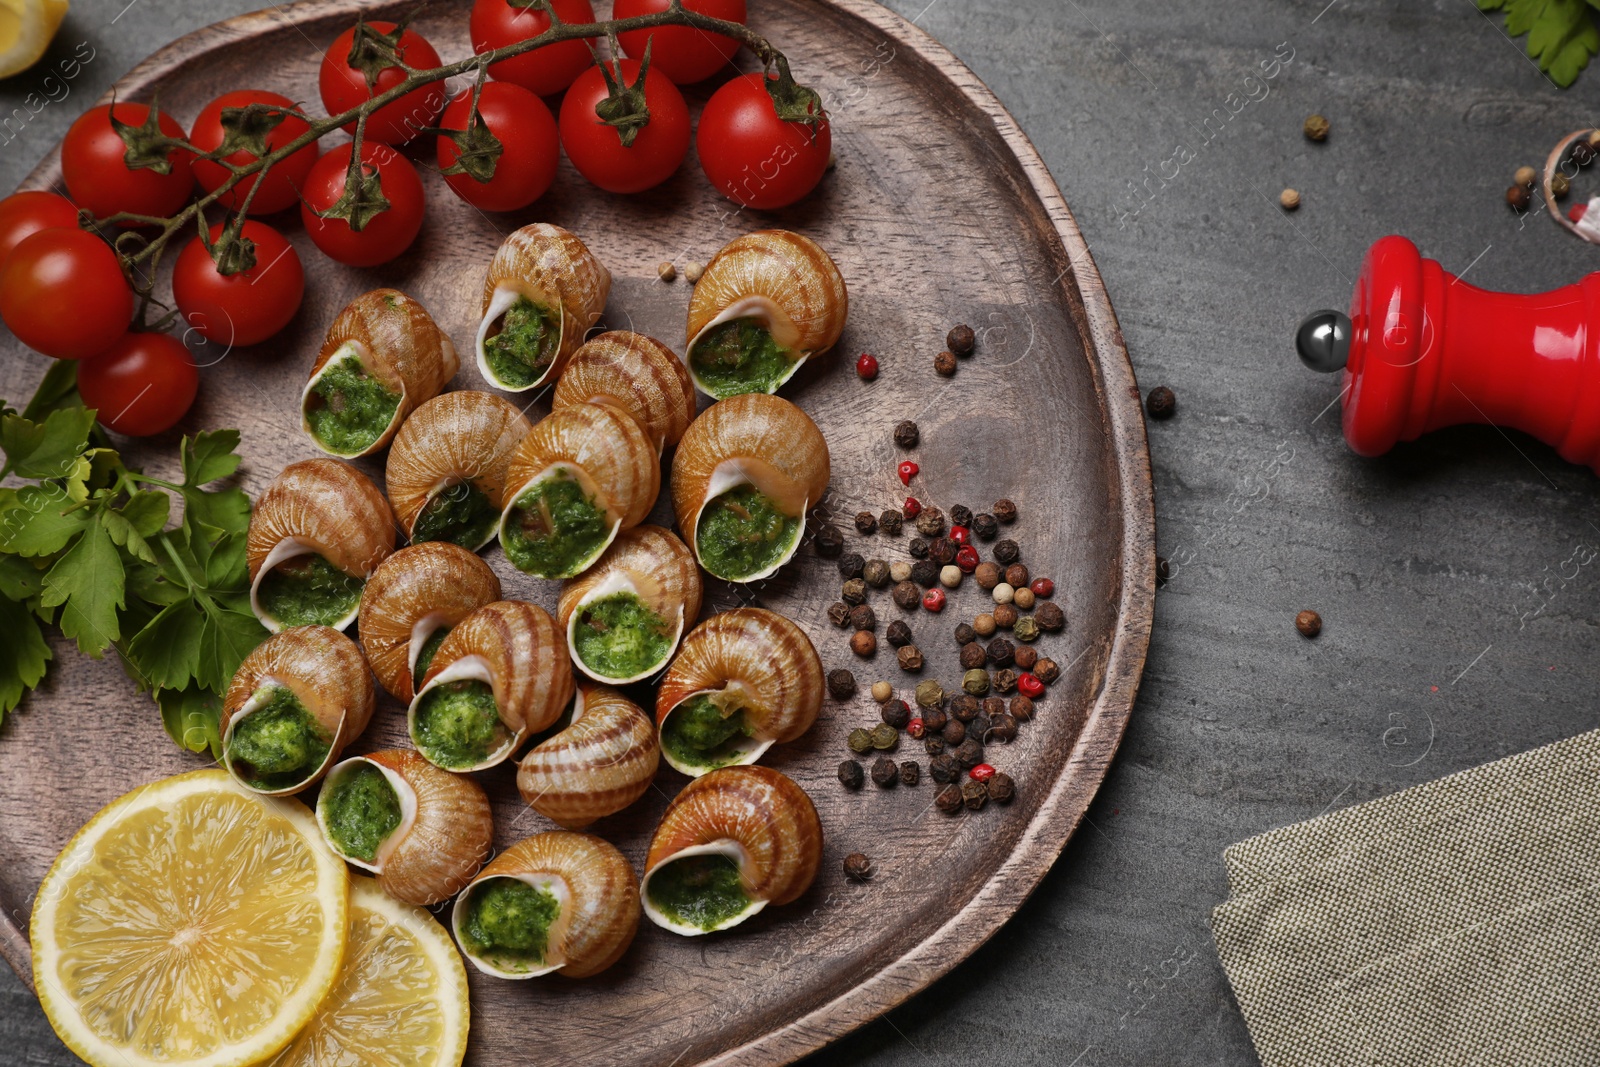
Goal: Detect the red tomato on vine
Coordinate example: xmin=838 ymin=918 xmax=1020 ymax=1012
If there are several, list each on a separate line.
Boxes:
xmin=470 ymin=0 xmax=597 ymax=97
xmin=559 ymin=58 xmax=690 ymax=194
xmin=697 ymin=71 xmax=832 ymax=210
xmin=436 ymin=82 xmax=560 ymax=212
xmin=300 ymin=142 xmax=426 ymax=267
xmin=0 ymin=191 xmax=79 ymax=268
xmin=62 ymin=103 xmax=194 ymax=219
xmin=173 ymin=222 xmax=305 ymax=349
xmin=614 ymin=0 xmax=746 ymax=84
xmin=189 ymin=90 xmax=320 ymax=215
xmin=77 ymin=332 xmax=199 ymax=437
xmin=319 ymin=21 xmax=447 ymax=145
xmin=0 ymin=228 xmax=131 ymax=360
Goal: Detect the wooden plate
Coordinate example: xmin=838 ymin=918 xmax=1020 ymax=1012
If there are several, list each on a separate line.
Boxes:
xmin=0 ymin=1 xmax=1154 ymax=1062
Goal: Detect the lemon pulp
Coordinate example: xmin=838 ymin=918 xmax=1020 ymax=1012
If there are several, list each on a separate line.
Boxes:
xmin=0 ymin=0 xmax=70 ymax=80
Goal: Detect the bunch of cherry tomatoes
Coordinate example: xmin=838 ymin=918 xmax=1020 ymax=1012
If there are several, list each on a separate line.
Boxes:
xmin=0 ymin=0 xmax=831 ymax=437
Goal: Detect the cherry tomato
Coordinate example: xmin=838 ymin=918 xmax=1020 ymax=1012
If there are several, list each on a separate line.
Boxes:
xmin=614 ymin=0 xmax=746 ymax=84
xmin=436 ymin=82 xmax=559 ymax=212
xmin=0 ymin=191 xmax=79 ymax=269
xmin=697 ymin=72 xmax=831 ymax=210
xmin=61 ymin=103 xmax=194 ymax=219
xmin=318 ymin=21 xmax=447 ymax=145
xmin=189 ymin=90 xmax=320 ymax=215
xmin=0 ymin=229 xmax=131 ymax=360
xmin=559 ymin=58 xmax=690 ymax=194
xmin=173 ymin=222 xmax=305 ymax=349
xmin=300 ymin=141 xmax=426 ymax=267
xmin=470 ymin=0 xmax=596 ymax=97
xmin=77 ymin=332 xmax=198 ymax=437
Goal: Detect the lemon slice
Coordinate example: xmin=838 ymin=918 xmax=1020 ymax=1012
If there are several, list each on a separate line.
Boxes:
xmin=0 ymin=0 xmax=70 ymax=80
xmin=264 ymin=877 xmax=470 ymax=1067
xmin=31 ymin=768 xmax=349 ymax=1067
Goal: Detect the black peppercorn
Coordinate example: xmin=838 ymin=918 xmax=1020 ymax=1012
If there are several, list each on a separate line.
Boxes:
xmin=969 ymin=712 xmax=992 ymax=741
xmin=894 ymin=420 xmax=920 ymax=449
xmin=910 ymin=560 xmax=940 ymax=588
xmin=899 ymin=760 xmax=921 ymax=786
xmin=992 ymin=499 xmax=1017 ymax=524
xmin=880 ymin=699 xmax=911 ymax=729
xmin=850 ymin=630 xmax=877 ymax=657
xmin=1003 ymin=563 xmax=1029 ymax=588
xmin=992 ymin=539 xmax=1020 ymax=565
xmin=815 ymin=524 xmax=844 ymax=558
xmin=838 ymin=552 xmax=865 ymax=579
xmin=838 ymin=760 xmax=865 ymax=789
xmin=1035 ymin=602 xmax=1065 ymax=632
xmin=930 ymin=753 xmax=960 ymax=783
xmin=886 ymin=619 xmax=913 ymax=647
xmin=1034 ymin=658 xmax=1061 ymax=684
xmin=961 ymin=780 xmax=988 ymax=810
xmin=950 ymin=504 xmax=974 ymax=528
xmin=863 ymin=559 xmax=891 ymax=589
xmin=828 ymin=669 xmax=858 ymax=699
xmin=1146 ymin=385 xmax=1176 ymax=420
xmin=892 ymin=580 xmax=921 ymax=611
xmin=827 ymin=602 xmax=851 ymax=628
xmin=897 ymin=645 xmax=924 ymax=672
xmin=1013 ymin=645 xmax=1037 ymax=671
xmin=993 ymin=668 xmax=1019 ymax=694
xmin=941 ymin=718 xmax=966 ymax=745
xmin=914 ymin=507 xmax=946 ymax=538
xmin=854 ymin=511 xmax=878 ymax=535
xmin=982 ymin=696 xmax=1006 ymax=719
xmin=987 ymin=772 xmax=1015 ymax=804
xmin=843 ymin=852 xmax=873 ymax=880
xmin=924 ymin=734 xmax=947 ymax=756
xmin=878 ymin=510 xmax=902 ymax=536
xmin=842 ymin=578 xmax=867 ymax=606
xmin=949 ymin=694 xmax=980 ymax=722
xmin=850 ymin=604 xmax=877 ymax=631
xmin=930 ymin=537 xmax=957 ymax=565
xmin=871 ymin=757 xmax=898 ymax=787
xmin=973 ymin=513 xmax=999 ymax=541
xmin=936 ymin=784 xmax=964 ymax=813
xmin=954 ymin=737 xmax=984 ymax=767
xmin=909 ymin=537 xmax=930 ymax=560
xmin=934 ymin=350 xmax=957 ymax=376
xmin=947 ymin=324 xmax=976 ymax=356
xmin=1574 ymin=140 xmax=1597 ymax=167
xmin=986 ymin=638 xmax=1015 ymax=667
xmin=986 ymin=713 xmax=1019 ymax=743
xmin=1010 ymin=695 xmax=1035 ymax=720
xmin=921 ymin=707 xmax=948 ymax=733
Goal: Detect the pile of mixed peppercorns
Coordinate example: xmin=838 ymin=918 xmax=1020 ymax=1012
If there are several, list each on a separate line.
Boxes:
xmin=820 ymin=416 xmax=1068 ymax=815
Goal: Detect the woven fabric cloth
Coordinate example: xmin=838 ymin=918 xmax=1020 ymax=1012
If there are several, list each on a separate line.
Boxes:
xmin=1212 ymin=730 xmax=1600 ymax=1067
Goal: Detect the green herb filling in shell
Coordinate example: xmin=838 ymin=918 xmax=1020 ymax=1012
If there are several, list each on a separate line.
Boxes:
xmin=458 ymin=877 xmax=561 ymax=972
xmin=226 ymin=686 xmax=334 ymax=792
xmin=321 ymin=762 xmax=403 ymax=863
xmin=572 ymin=591 xmax=673 ymax=679
xmin=304 ymin=355 xmax=402 ymax=455
xmin=411 ymin=482 xmax=499 ymax=548
xmin=412 ymin=678 xmax=510 ymax=770
xmin=256 ymin=553 xmax=365 ymax=628
xmin=484 ymin=297 xmax=560 ymax=389
xmin=661 ymin=694 xmax=754 ymax=770
xmin=695 ymin=484 xmax=800 ymax=581
xmin=501 ymin=469 xmax=612 ymax=578
xmin=647 ymin=853 xmax=752 ymax=931
xmin=690 ymin=317 xmax=797 ymax=398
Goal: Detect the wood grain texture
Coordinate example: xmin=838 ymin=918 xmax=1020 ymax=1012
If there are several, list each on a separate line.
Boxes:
xmin=0 ymin=1 xmax=1154 ymax=1063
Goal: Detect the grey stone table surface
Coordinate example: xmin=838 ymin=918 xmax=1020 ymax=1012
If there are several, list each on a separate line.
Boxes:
xmin=4 ymin=1 xmax=1598 ymax=1064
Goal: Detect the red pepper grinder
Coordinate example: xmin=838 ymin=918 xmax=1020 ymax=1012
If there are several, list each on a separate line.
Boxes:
xmin=1296 ymin=235 xmax=1600 ymax=471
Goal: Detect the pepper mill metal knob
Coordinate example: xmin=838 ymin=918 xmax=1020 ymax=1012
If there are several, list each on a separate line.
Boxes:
xmin=1296 ymin=235 xmax=1600 ymax=470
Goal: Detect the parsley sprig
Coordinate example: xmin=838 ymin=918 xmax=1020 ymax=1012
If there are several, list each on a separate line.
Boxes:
xmin=0 ymin=362 xmax=266 ymax=755
xmin=1478 ymin=0 xmax=1600 ymax=87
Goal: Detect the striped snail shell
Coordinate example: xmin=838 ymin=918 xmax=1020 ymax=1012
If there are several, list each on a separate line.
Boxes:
xmin=516 ymin=684 xmax=660 ymax=830
xmin=476 ymin=224 xmax=611 ymax=392
xmin=556 ymin=525 xmax=702 ymax=685
xmin=356 ymin=542 xmax=502 ymax=703
xmin=551 ymin=331 xmax=695 ymax=455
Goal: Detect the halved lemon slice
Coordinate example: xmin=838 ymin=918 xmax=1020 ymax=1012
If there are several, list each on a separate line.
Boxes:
xmin=0 ymin=0 xmax=69 ymax=80
xmin=264 ymin=877 xmax=470 ymax=1067
xmin=31 ymin=768 xmax=349 ymax=1067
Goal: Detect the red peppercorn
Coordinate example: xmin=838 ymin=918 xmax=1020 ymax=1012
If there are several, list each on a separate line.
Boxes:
xmin=907 ymin=717 xmax=926 ymax=739
xmin=903 ymin=497 xmax=923 ymax=518
xmin=922 ymin=587 xmax=946 ymax=612
xmin=898 ymin=461 xmax=919 ymax=485
xmin=969 ymin=763 xmax=996 ymax=783
xmin=949 ymin=524 xmax=970 ymax=545
xmin=1030 ymin=578 xmax=1055 ymax=598
xmin=1016 ymin=672 xmax=1045 ymax=698
xmin=856 ymin=353 xmax=879 ymax=380
xmin=955 ymin=545 xmax=980 ymax=573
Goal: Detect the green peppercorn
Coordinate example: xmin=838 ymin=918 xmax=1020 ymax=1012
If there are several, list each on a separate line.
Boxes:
xmin=847 ymin=728 xmax=873 ymax=754
xmin=1013 ymin=616 xmax=1041 ymax=643
xmin=863 ymin=559 xmax=891 ymax=588
xmin=962 ymin=668 xmax=991 ymax=696
xmin=914 ymin=680 xmax=945 ymax=709
xmin=870 ymin=723 xmax=900 ymax=751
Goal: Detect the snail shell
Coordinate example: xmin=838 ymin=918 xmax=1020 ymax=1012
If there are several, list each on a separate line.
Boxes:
xmin=641 ymin=765 xmax=823 ymax=936
xmin=476 ymin=224 xmax=611 ymax=392
xmin=684 ymin=230 xmax=848 ymax=399
xmin=385 ymin=390 xmax=533 ymax=550
xmin=654 ymin=608 xmax=823 ymax=776
xmin=301 ymin=289 xmax=459 ymax=458
xmin=556 ymin=525 xmax=702 ymax=685
xmin=246 ymin=458 xmax=396 ymax=633
xmin=220 ymin=625 xmax=376 ymax=796
xmin=316 ymin=748 xmax=494 ymax=906
xmin=670 ymin=393 xmax=830 ymax=582
xmin=516 ymin=684 xmax=660 ymax=829
xmin=451 ymin=831 xmax=640 ymax=979
xmin=551 ymin=331 xmax=695 ymax=455
xmin=499 ymin=403 xmax=660 ymax=579
xmin=408 ymin=600 xmax=575 ymax=771
xmin=357 ymin=542 xmax=502 ymax=703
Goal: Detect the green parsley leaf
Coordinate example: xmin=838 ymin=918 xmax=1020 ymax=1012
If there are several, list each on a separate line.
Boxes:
xmin=1480 ymin=0 xmax=1600 ymax=86
xmin=16 ymin=359 xmax=82 ymax=421
xmin=124 ymin=556 xmax=188 ymax=607
xmin=157 ymin=683 xmax=224 ymax=758
xmin=184 ymin=485 xmax=251 ymax=541
xmin=40 ymin=518 xmax=125 ymax=656
xmin=0 ymin=484 xmax=89 ymax=557
xmin=205 ymin=531 xmax=248 ymax=590
xmin=182 ymin=429 xmax=243 ymax=487
xmin=0 ymin=594 xmax=51 ymax=722
xmin=0 ymin=554 xmax=45 ymax=602
xmin=1 ymin=406 xmax=96 ymax=481
xmin=121 ymin=490 xmax=171 ymax=538
xmin=195 ymin=599 xmax=267 ymax=694
xmin=101 ymin=508 xmax=156 ymax=565
xmin=125 ymin=600 xmax=206 ymax=691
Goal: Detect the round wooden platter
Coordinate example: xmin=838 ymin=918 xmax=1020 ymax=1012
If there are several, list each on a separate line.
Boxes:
xmin=0 ymin=1 xmax=1154 ymax=1063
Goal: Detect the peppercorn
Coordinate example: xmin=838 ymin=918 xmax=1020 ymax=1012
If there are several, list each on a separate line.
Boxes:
xmin=973 ymin=613 xmax=997 ymax=637
xmin=892 ymin=580 xmax=922 ymax=610
xmin=855 ymin=511 xmax=878 ymax=535
xmin=992 ymin=582 xmax=1015 ymax=605
xmin=924 ymin=734 xmax=947 ymax=756
xmin=856 ymin=353 xmax=879 ymax=381
xmin=1013 ymin=616 xmax=1041 ymax=643
xmin=838 ymin=760 xmax=864 ymax=789
xmin=1553 ymin=172 xmax=1572 ymax=198
xmin=969 ymin=763 xmax=996 ymax=784
xmin=886 ymin=619 xmax=913 ymax=647
xmin=955 ymin=545 xmax=980 ymax=573
xmin=843 ymin=852 xmax=873 ymax=880
xmin=934 ymin=350 xmax=958 ymax=376
xmin=993 ymin=499 xmax=1017 ymax=524
xmin=987 ymin=772 xmax=1015 ymax=804
xmin=1013 ymin=587 xmax=1036 ymax=611
xmin=973 ymin=513 xmax=999 ymax=541
xmin=899 ymin=760 xmax=921 ymax=786
xmin=847 ymin=728 xmax=873 ymax=754
xmin=939 ymin=565 xmax=962 ymax=589
xmin=878 ymin=510 xmax=902 ymax=536
xmin=1016 ymin=673 xmax=1045 ymax=699
xmin=871 ymin=757 xmax=898 ymax=787
xmin=851 ymin=630 xmax=877 ymax=657
xmin=658 ymin=261 xmax=678 ymax=282
xmin=936 ymin=784 xmax=964 ymax=813
xmin=863 ymin=559 xmax=891 ymax=589
xmin=1002 ymin=563 xmax=1028 ymax=588
xmin=961 ymin=780 xmax=988 ymax=810
xmin=949 ymin=526 xmax=969 ymax=547
xmin=881 ymin=699 xmax=911 ymax=729
xmin=897 ymin=645 xmax=924 ymax=672
xmin=838 ymin=553 xmax=865 ymax=580
xmin=955 ymin=737 xmax=984 ymax=767
xmin=902 ymin=497 xmax=923 ymax=519
xmin=949 ymin=504 xmax=973 ymax=528
xmin=969 ymin=712 xmax=992 ymax=740
xmin=962 ymin=668 xmax=991 ymax=696
xmin=869 ymin=723 xmax=899 ymax=751
xmin=949 ymin=694 xmax=980 ymax=722
xmin=1296 ymin=609 xmax=1322 ymax=638
xmin=931 ymin=538 xmax=957 ymax=565
xmin=684 ymin=260 xmax=705 ymax=283
xmin=993 ymin=604 xmax=1019 ymax=629
xmin=993 ymin=668 xmax=1019 ymax=694
xmin=954 ymin=622 xmax=977 ymax=646
xmin=914 ymin=680 xmax=944 ymax=709
xmin=958 ymin=642 xmax=986 ymax=670
xmin=1514 ymin=164 xmax=1538 ymax=188
xmin=915 ymin=507 xmax=946 ymax=538
xmin=1035 ymin=602 xmax=1065 ymax=632
xmin=894 ymin=420 xmax=920 ymax=449
xmin=1303 ymin=113 xmax=1329 ymax=142
xmin=871 ymin=680 xmax=893 ymax=702
xmin=1506 ymin=184 xmax=1531 ymax=211
xmin=987 ymin=713 xmax=1018 ymax=743
xmin=906 ymin=717 xmax=926 ymax=740
xmin=993 ymin=540 xmax=1020 ymax=565
xmin=827 ymin=602 xmax=851 ymax=628
xmin=1574 ymin=140 xmax=1597 ymax=167
xmin=911 ymin=561 xmax=940 ymax=588
xmin=909 ymin=537 xmax=930 ymax=560
xmin=842 ymin=579 xmax=867 ymax=606
xmin=921 ymin=707 xmax=948 ymax=733
xmin=889 ymin=561 xmax=912 ymax=583
xmin=942 ymin=719 xmax=966 ymax=745
xmin=982 ymin=695 xmax=1006 ymax=719
xmin=947 ymin=324 xmax=976 ymax=357
xmin=1279 ymin=188 xmax=1300 ymax=211
xmin=828 ymin=669 xmax=858 ymax=699
xmin=1009 ymin=695 xmax=1035 ymax=720
xmin=1031 ymin=577 xmax=1055 ymax=598
xmin=986 ymin=638 xmax=1015 ymax=667
xmin=931 ymin=753 xmax=960 ymax=783
xmin=1034 ymin=657 xmax=1061 ymax=684
xmin=1013 ymin=645 xmax=1037 ymax=671
xmin=850 ymin=604 xmax=877 ymax=631
xmin=816 ymin=524 xmax=844 ymax=558
xmin=897 ymin=460 xmax=919 ymax=485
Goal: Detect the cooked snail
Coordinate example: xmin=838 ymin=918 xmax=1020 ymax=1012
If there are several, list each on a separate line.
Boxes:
xmin=551 ymin=331 xmax=695 ymax=455
xmin=670 ymin=393 xmax=830 ymax=582
xmin=641 ymin=765 xmax=822 ymax=936
xmin=556 ymin=525 xmax=702 ymax=685
xmin=357 ymin=542 xmax=502 ymax=703
xmin=301 ymin=289 xmax=459 ymax=458
xmin=220 ymin=625 xmax=375 ymax=796
xmin=451 ymin=831 xmax=639 ymax=979
xmin=684 ymin=230 xmax=848 ymax=399
xmin=247 ymin=458 xmax=396 ymax=632
xmin=476 ymin=224 xmax=611 ymax=392
xmin=498 ymin=403 xmax=659 ymax=579
xmin=317 ymin=749 xmax=494 ymax=906
xmin=385 ymin=390 xmax=533 ymax=550
xmin=516 ymin=684 xmax=660 ymax=829
xmin=408 ymin=600 xmax=574 ymax=771
xmin=654 ymin=608 xmax=822 ymax=776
